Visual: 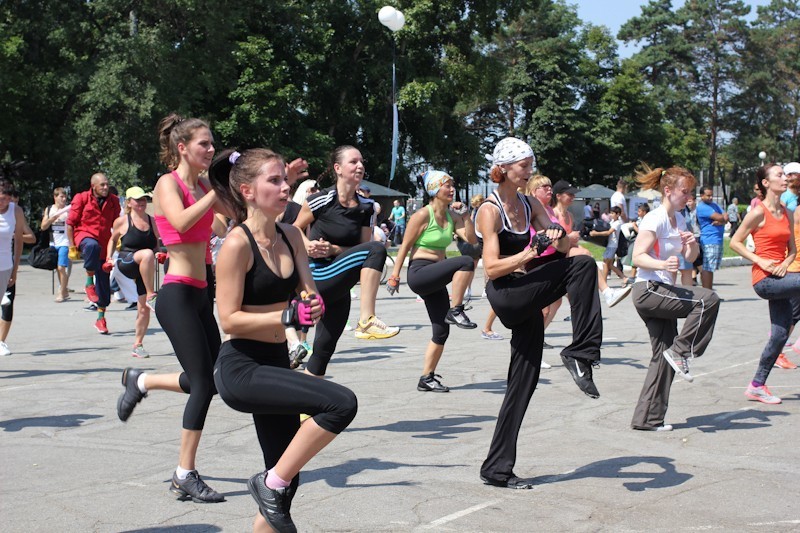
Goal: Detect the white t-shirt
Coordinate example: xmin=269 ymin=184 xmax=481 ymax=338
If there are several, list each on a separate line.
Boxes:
xmin=607 ymin=219 xmax=622 ymax=249
xmin=611 ymin=191 xmax=627 ymax=214
xmin=635 ymin=205 xmax=685 ymax=285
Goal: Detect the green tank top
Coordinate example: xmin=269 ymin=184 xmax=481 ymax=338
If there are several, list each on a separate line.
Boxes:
xmin=415 ymin=205 xmax=454 ymax=251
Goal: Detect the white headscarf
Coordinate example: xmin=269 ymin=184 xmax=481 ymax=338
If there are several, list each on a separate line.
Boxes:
xmin=486 ymin=137 xmax=536 ymax=167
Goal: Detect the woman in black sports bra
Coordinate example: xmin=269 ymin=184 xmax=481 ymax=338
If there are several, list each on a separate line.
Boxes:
xmin=105 ymin=186 xmax=161 ymax=358
xmin=475 ymin=137 xmax=603 ymax=490
xmin=211 ymin=148 xmax=357 ymax=533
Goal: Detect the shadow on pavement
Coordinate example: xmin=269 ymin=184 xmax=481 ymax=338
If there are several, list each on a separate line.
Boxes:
xmin=302 ymin=457 xmax=460 ymax=488
xmin=0 ymin=367 xmax=130 ymax=379
xmin=0 ymin=413 xmax=103 ymax=432
xmin=120 ymin=526 xmax=222 ymax=533
xmin=351 ymin=414 xmax=495 ymax=439
xmin=532 ymin=455 xmax=691 ymax=492
xmin=675 ymin=409 xmax=790 ymax=432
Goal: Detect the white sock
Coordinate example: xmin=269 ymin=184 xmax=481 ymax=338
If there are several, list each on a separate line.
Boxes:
xmin=137 ymin=373 xmax=148 ymax=394
xmin=175 ymin=465 xmax=194 ymax=480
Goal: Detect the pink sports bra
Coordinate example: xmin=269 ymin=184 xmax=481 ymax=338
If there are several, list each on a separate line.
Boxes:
xmin=155 ymin=171 xmax=214 ymax=246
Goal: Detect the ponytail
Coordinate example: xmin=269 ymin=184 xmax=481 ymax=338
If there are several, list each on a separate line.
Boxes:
xmin=636 ymin=164 xmax=696 ymax=193
xmin=209 ymin=148 xmax=284 ymax=224
xmin=158 ymin=113 xmax=210 ymax=170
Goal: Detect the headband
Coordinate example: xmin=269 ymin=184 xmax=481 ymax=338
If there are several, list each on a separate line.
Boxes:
xmin=423 ymin=170 xmax=453 ymax=198
xmin=486 ymin=137 xmax=536 ymax=167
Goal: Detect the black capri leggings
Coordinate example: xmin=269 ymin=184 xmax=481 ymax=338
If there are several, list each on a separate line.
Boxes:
xmin=155 ymin=281 xmax=221 ymax=431
xmin=215 ymin=338 xmax=358 ymax=470
xmin=306 ymin=240 xmax=387 ymax=376
xmin=407 ymin=256 xmax=474 ymax=345
xmin=117 ymin=251 xmax=146 ymax=296
xmin=1 ymin=283 xmax=15 ymax=322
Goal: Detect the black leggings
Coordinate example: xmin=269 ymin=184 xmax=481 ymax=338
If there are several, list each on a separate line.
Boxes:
xmin=306 ymin=241 xmax=387 ymax=375
xmin=1 ymin=283 xmax=15 ymax=322
xmin=117 ymin=252 xmax=146 ymax=296
xmin=407 ymin=256 xmax=474 ymax=345
xmin=155 ymin=282 xmax=221 ymax=430
xmin=214 ymin=339 xmax=358 ymax=471
xmin=481 ymin=254 xmax=601 ymax=482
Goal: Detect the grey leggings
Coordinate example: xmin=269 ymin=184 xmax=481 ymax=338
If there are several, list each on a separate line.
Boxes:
xmin=752 ymin=273 xmax=800 ymax=384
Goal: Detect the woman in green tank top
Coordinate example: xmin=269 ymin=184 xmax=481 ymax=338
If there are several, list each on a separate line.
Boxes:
xmin=386 ymin=170 xmax=477 ymax=392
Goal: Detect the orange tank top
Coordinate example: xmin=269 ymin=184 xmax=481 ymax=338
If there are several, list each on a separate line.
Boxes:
xmin=751 ymin=204 xmax=790 ymax=285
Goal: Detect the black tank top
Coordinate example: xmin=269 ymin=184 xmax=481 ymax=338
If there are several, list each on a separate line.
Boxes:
xmin=240 ymin=224 xmax=299 ymax=306
xmin=120 ymin=214 xmax=157 ymax=252
xmin=476 ymin=191 xmax=531 ymax=256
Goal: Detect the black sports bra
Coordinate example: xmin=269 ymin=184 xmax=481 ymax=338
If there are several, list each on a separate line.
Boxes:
xmin=476 ymin=191 xmax=532 ymax=256
xmin=240 ymin=224 xmax=299 ymax=306
xmin=120 ymin=214 xmax=157 ymax=252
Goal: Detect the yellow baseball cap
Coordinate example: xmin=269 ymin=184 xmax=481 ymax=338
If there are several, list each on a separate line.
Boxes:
xmin=125 ymin=186 xmax=152 ymax=200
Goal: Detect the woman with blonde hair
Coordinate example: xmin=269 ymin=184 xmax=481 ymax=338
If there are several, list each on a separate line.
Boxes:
xmin=105 ymin=186 xmax=160 ymax=358
xmin=630 ymin=166 xmax=720 ymax=430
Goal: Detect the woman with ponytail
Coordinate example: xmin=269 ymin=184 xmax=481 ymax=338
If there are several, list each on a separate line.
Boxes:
xmin=211 ymin=148 xmax=357 ymax=533
xmin=730 ymin=164 xmax=800 ymax=404
xmin=476 ymin=138 xmax=602 ymax=489
xmin=292 ymin=145 xmax=398 ymax=377
xmin=115 ymin=114 xmax=228 ymax=503
xmin=629 ymin=166 xmax=720 ymax=431
xmin=386 ymin=170 xmax=477 ymax=392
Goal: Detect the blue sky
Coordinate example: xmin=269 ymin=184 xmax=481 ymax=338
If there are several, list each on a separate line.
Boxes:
xmin=571 ymin=0 xmax=774 ymax=57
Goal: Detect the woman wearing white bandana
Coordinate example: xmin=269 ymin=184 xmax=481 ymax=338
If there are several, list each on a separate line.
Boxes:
xmin=476 ymin=137 xmax=603 ymax=489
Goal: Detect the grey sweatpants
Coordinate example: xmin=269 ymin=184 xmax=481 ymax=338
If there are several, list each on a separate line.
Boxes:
xmin=630 ymin=280 xmax=720 ymax=429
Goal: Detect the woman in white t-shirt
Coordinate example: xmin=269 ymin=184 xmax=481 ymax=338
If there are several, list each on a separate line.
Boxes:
xmin=629 ymin=166 xmax=721 ymax=432
xmin=41 ymin=187 xmax=72 ymax=302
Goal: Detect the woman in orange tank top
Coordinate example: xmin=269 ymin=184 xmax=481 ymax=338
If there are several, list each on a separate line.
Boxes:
xmin=730 ymin=164 xmax=800 ymax=404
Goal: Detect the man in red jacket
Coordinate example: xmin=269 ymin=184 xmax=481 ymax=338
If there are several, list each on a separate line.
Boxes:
xmin=67 ymin=173 xmax=120 ymax=334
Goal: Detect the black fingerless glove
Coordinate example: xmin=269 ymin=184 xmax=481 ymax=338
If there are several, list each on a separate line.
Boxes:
xmin=547 ymin=223 xmax=567 ymax=240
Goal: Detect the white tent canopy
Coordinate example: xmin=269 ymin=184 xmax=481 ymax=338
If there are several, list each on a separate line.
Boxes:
xmin=574 ymin=184 xmax=616 ymax=199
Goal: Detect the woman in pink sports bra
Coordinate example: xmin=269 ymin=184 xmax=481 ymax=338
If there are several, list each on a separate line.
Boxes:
xmin=115 ymin=113 xmax=230 ymax=504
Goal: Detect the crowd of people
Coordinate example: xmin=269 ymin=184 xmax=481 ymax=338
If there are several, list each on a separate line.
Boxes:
xmin=6 ymin=122 xmax=800 ymax=531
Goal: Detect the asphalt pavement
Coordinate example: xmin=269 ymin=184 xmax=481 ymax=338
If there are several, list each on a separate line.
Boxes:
xmin=1 ymin=261 xmax=799 ymax=532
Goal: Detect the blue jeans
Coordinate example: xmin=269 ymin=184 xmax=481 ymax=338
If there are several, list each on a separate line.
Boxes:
xmin=752 ymin=273 xmax=800 ymax=384
xmin=79 ymin=238 xmax=110 ymax=308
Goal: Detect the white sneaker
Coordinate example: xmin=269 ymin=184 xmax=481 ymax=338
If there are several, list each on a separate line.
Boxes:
xmin=603 ymin=285 xmax=632 ymax=308
xmin=355 ymin=315 xmax=400 ymax=340
xmin=0 ymin=341 xmax=10 ymax=356
xmin=540 ymin=360 xmax=552 ymax=369
xmin=1 ymin=291 xmax=10 ymax=307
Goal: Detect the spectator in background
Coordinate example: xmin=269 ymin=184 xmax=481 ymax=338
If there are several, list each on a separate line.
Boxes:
xmin=696 ymin=185 xmax=728 ymax=290
xmin=41 ymin=187 xmax=72 ymax=302
xmin=593 ymin=202 xmax=601 ymax=219
xmin=750 ymin=182 xmax=764 ymax=211
xmin=66 ymin=172 xmax=121 ymax=334
xmin=358 ymin=184 xmax=380 ymax=219
xmin=782 ymin=162 xmax=800 ymax=213
xmin=727 ymin=197 xmax=740 ymax=235
xmin=390 ymin=199 xmax=406 ymax=245
xmin=611 ymin=179 xmax=629 ymax=222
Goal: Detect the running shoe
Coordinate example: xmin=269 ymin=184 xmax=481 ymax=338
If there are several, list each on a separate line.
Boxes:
xmin=300 ymin=341 xmax=312 ymax=356
xmin=774 ymin=353 xmax=797 ymax=370
xmin=542 ymin=341 xmax=554 ymax=349
xmin=84 ymin=303 xmax=98 ymax=312
xmin=744 ymin=384 xmax=782 ymax=405
xmin=117 ymin=367 xmax=146 ymax=421
xmin=247 ymin=471 xmax=296 ymax=532
xmin=603 ymin=286 xmax=632 ymax=308
xmin=633 ymin=424 xmax=673 ymax=432
xmin=417 ymin=372 xmax=449 ymax=392
xmin=95 ymin=318 xmax=109 ymax=335
xmin=444 ymin=305 xmax=477 ymax=329
xmin=1 ymin=291 xmax=10 ymax=307
xmin=126 ymin=302 xmax=137 ymax=310
xmin=288 ymin=344 xmax=308 ymax=370
xmin=85 ymin=284 xmax=99 ymax=303
xmin=145 ymin=292 xmax=157 ymax=312
xmin=131 ymin=344 xmax=150 ymax=359
xmin=355 ymin=315 xmax=399 ymax=340
xmin=0 ymin=341 xmax=10 ymax=356
xmin=663 ymin=349 xmax=693 ymax=382
xmin=560 ymin=355 xmax=600 ymax=398
xmin=481 ymin=331 xmax=504 ymax=340
xmin=540 ymin=360 xmax=552 ymax=369
xmin=171 ymin=470 xmax=225 ymax=503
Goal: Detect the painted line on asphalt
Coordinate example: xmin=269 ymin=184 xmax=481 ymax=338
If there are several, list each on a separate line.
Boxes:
xmin=420 ymin=499 xmax=502 ymax=529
